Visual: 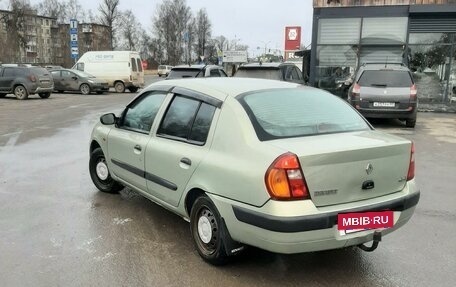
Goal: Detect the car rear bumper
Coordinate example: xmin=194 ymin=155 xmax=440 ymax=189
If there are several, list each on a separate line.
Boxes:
xmin=358 ymin=109 xmax=417 ymax=119
xmin=33 ymin=86 xmax=54 ymax=94
xmin=210 ymin=181 xmax=419 ymax=254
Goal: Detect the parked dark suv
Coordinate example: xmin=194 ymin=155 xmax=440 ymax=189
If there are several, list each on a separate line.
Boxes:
xmin=234 ymin=62 xmax=305 ymax=85
xmin=0 ymin=66 xmax=54 ymax=100
xmin=348 ymin=63 xmax=417 ymax=128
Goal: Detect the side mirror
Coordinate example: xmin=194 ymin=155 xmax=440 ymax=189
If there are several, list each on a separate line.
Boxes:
xmin=100 ymin=113 xmax=117 ymax=125
xmin=72 ymin=76 xmax=78 ymax=80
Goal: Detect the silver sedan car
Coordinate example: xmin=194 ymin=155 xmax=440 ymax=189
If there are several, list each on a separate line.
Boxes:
xmin=89 ymin=78 xmax=419 ymax=265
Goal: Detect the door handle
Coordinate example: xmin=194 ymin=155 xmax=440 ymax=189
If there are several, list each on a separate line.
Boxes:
xmin=180 ymin=157 xmax=191 ymax=166
xmin=134 ymin=144 xmax=142 ymax=151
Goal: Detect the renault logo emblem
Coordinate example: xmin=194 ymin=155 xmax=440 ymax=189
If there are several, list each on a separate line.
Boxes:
xmin=366 ymin=163 xmax=373 ymax=175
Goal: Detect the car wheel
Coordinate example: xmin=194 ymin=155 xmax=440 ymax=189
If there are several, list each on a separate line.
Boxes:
xmin=114 ymin=82 xmax=125 ymax=93
xmin=190 ymin=196 xmax=228 ymax=265
xmin=80 ymin=83 xmax=91 ymax=95
xmin=158 ymin=74 xmax=161 ymax=77
xmin=14 ymin=85 xmax=28 ymax=100
xmin=89 ymin=147 xmax=123 ymax=194
xmin=39 ymin=92 xmax=51 ymax=98
xmin=406 ymin=119 xmax=416 ymax=128
xmin=128 ymin=87 xmax=138 ymax=93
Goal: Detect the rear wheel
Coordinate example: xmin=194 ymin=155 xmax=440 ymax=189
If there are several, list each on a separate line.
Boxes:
xmin=89 ymin=147 xmax=123 ymax=193
xmin=39 ymin=92 xmax=51 ymax=98
xmin=190 ymin=196 xmax=228 ymax=265
xmin=114 ymin=81 xmax=125 ymax=93
xmin=406 ymin=118 xmax=416 ymax=128
xmin=128 ymin=87 xmax=138 ymax=93
xmin=80 ymin=83 xmax=91 ymax=95
xmin=14 ymin=85 xmax=28 ymax=100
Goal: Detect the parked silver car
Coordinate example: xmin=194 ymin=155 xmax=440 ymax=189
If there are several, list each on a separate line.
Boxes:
xmin=166 ymin=65 xmax=227 ymax=79
xmin=51 ymin=69 xmax=109 ymax=95
xmin=89 ymin=78 xmax=419 ymax=265
xmin=348 ymin=63 xmax=417 ymax=128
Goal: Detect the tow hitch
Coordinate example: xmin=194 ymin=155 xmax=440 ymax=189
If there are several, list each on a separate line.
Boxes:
xmin=358 ymin=231 xmax=382 ymax=252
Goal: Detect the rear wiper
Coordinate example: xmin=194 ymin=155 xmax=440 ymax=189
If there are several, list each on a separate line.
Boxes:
xmin=370 ymin=83 xmax=387 ymax=87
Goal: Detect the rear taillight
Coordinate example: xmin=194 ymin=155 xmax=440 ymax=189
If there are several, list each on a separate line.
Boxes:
xmin=29 ymin=75 xmax=37 ymax=82
xmin=265 ymin=153 xmax=310 ymax=200
xmin=410 ymin=84 xmax=417 ymax=101
xmin=351 ymin=83 xmax=360 ymax=99
xmin=407 ymin=142 xmax=415 ymax=181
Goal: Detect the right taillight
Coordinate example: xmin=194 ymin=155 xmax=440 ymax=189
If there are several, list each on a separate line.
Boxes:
xmin=407 ymin=142 xmax=415 ymax=181
xmin=410 ymin=84 xmax=417 ymax=101
xmin=265 ymin=153 xmax=310 ymax=200
xmin=29 ymin=75 xmax=37 ymax=82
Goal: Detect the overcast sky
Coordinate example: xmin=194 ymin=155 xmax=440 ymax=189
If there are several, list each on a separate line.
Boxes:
xmin=2 ymin=0 xmax=313 ymax=56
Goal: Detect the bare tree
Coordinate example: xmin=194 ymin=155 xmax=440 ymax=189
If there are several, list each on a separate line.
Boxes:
xmin=194 ymin=8 xmax=211 ymax=58
xmin=98 ymin=0 xmax=120 ymax=50
xmin=184 ymin=17 xmax=195 ymax=64
xmin=152 ymin=0 xmax=191 ymax=65
xmin=35 ymin=0 xmax=67 ymax=23
xmin=118 ymin=10 xmax=142 ymax=51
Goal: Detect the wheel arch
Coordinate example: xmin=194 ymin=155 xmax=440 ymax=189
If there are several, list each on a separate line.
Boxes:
xmin=90 ymin=140 xmax=101 ymax=155
xmin=184 ymin=188 xmax=207 ymax=217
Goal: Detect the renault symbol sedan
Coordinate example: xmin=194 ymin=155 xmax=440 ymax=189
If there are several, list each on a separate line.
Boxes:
xmin=89 ymin=78 xmax=420 ymax=265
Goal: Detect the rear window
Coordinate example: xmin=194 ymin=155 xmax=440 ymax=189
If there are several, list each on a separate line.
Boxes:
xmin=358 ymin=70 xmax=413 ymax=87
xmin=238 ymin=89 xmax=370 ymax=140
xmin=235 ymin=68 xmax=282 ymax=80
xmin=158 ymin=65 xmax=165 ymax=69
xmin=167 ymin=68 xmax=201 ymax=79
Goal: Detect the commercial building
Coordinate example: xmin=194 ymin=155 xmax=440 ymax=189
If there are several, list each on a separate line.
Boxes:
xmin=310 ymin=0 xmax=456 ymax=103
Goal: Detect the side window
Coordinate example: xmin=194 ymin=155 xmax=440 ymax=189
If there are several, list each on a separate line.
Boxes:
xmin=219 ymin=69 xmax=228 ymax=77
xmin=136 ymin=58 xmax=143 ymax=72
xmin=210 ymin=69 xmax=221 ymax=77
xmin=62 ymin=71 xmax=72 ymax=77
xmin=158 ymin=96 xmax=217 ymax=144
xmin=158 ymin=96 xmax=200 ymax=139
xmin=295 ymin=67 xmax=304 ymax=81
xmin=291 ymin=67 xmax=301 ymax=82
xmin=121 ymin=92 xmax=167 ymax=133
xmin=51 ymin=70 xmax=60 ymax=77
xmin=284 ymin=66 xmax=293 ymax=81
xmin=76 ymin=63 xmax=84 ymax=71
xmin=189 ymin=103 xmax=216 ymax=143
xmin=3 ymin=68 xmax=16 ymax=77
xmin=131 ymin=58 xmax=137 ymax=72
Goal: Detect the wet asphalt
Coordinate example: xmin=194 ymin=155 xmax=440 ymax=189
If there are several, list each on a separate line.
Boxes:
xmin=1 ymin=76 xmax=455 ymax=287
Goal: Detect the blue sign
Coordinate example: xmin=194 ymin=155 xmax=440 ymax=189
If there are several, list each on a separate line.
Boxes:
xmin=71 ymin=54 xmax=78 ymax=59
xmin=70 ymin=28 xmax=77 ymax=34
xmin=70 ymin=41 xmax=78 ymax=47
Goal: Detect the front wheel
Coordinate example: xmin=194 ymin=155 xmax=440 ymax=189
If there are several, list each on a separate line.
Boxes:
xmin=0 ymin=93 xmax=6 ymax=98
xmin=114 ymin=82 xmax=125 ymax=93
xmin=128 ymin=87 xmax=138 ymax=93
xmin=39 ymin=92 xmax=51 ymax=98
xmin=89 ymin=147 xmax=123 ymax=193
xmin=406 ymin=118 xmax=416 ymax=128
xmin=14 ymin=85 xmax=28 ymax=100
xmin=190 ymin=196 xmax=228 ymax=265
xmin=80 ymin=83 xmax=91 ymax=95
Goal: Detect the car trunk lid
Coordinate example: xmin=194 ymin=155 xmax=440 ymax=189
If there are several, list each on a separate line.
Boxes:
xmin=267 ymin=131 xmax=412 ymax=207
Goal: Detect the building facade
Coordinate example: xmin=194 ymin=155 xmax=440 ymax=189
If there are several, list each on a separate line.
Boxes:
xmin=310 ymin=0 xmax=456 ymax=103
xmin=0 ymin=9 xmax=110 ymax=68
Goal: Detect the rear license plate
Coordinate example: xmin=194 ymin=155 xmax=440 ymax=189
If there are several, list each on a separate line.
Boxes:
xmin=337 ymin=211 xmax=394 ymax=232
xmin=373 ymin=102 xmax=395 ymax=107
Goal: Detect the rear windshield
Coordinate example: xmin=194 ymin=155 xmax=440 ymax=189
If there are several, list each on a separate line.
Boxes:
xmin=358 ymin=70 xmax=413 ymax=87
xmin=30 ymin=67 xmax=50 ymax=76
xmin=235 ymin=68 xmax=282 ymax=80
xmin=238 ymin=89 xmax=370 ymax=140
xmin=167 ymin=68 xmax=202 ymax=79
xmin=158 ymin=65 xmax=165 ymax=69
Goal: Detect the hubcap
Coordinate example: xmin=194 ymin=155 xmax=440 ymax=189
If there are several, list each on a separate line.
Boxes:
xmin=16 ymin=87 xmax=24 ymax=96
xmin=82 ymin=85 xmax=89 ymax=94
xmin=197 ymin=215 xmax=212 ymax=244
xmin=96 ymin=160 xmax=109 ymax=180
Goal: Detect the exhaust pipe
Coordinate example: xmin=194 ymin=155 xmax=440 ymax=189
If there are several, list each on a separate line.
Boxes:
xmin=358 ymin=231 xmax=382 ymax=252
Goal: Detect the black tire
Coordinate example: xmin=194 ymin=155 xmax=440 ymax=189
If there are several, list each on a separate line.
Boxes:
xmin=0 ymin=93 xmax=6 ymax=98
xmin=39 ymin=92 xmax=51 ymax=98
xmin=80 ymin=83 xmax=91 ymax=95
xmin=14 ymin=85 xmax=28 ymax=100
xmin=89 ymin=147 xmax=123 ymax=193
xmin=128 ymin=87 xmax=138 ymax=93
xmin=190 ymin=196 xmax=228 ymax=265
xmin=406 ymin=119 xmax=416 ymax=128
xmin=158 ymin=74 xmax=161 ymax=78
xmin=114 ymin=81 xmax=125 ymax=93
xmin=96 ymin=91 xmax=103 ymax=94
xmin=58 ymin=90 xmax=64 ymax=93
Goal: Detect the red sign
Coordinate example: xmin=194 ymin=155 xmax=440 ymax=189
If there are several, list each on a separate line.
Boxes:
xmin=337 ymin=211 xmax=394 ymax=230
xmin=285 ymin=26 xmax=301 ymax=51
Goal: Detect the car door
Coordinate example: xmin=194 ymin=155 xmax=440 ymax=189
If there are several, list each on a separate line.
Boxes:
xmin=144 ymin=89 xmax=220 ymax=207
xmin=67 ymin=71 xmax=81 ymax=91
xmin=59 ymin=70 xmax=73 ymax=91
xmin=0 ymin=68 xmax=17 ymax=92
xmin=51 ymin=70 xmax=62 ymax=90
xmin=107 ymin=90 xmax=168 ymax=192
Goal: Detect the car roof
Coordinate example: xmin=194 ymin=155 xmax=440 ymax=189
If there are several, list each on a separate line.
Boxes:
xmin=172 ymin=64 xmax=220 ymax=70
xmin=144 ymin=78 xmax=315 ymax=101
xmin=358 ymin=63 xmax=410 ymax=72
xmin=239 ymin=62 xmax=293 ymax=69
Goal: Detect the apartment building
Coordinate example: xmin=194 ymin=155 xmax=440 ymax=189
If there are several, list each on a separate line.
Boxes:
xmin=0 ymin=9 xmax=110 ymax=68
xmin=310 ymin=0 xmax=456 ymax=103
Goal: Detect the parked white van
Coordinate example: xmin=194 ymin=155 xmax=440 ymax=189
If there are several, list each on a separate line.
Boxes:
xmin=73 ymin=51 xmax=144 ymax=93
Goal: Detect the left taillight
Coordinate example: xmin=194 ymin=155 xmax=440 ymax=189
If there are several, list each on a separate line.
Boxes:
xmin=265 ymin=153 xmax=310 ymax=200
xmin=410 ymin=84 xmax=417 ymax=101
xmin=407 ymin=142 xmax=415 ymax=181
xmin=29 ymin=74 xmax=37 ymax=82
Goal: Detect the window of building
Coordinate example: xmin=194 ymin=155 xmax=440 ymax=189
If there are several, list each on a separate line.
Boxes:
xmin=317 ymin=18 xmax=361 ymax=45
xmin=361 ymin=17 xmax=407 ymax=45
